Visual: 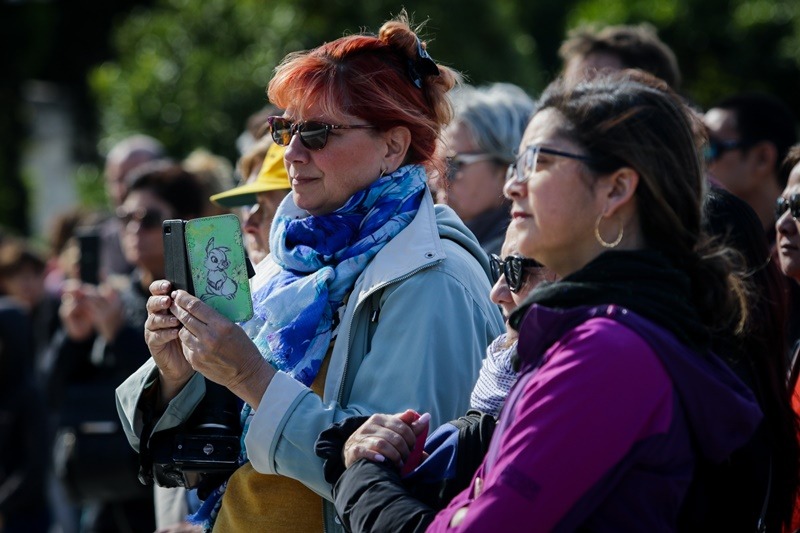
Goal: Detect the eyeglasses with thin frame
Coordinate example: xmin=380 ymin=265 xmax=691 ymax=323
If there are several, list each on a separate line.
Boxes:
xmin=490 ymin=254 xmax=541 ymax=293
xmin=445 ymin=153 xmax=498 ymax=181
xmin=776 ymin=194 xmax=800 ymax=220
xmin=505 ymin=145 xmax=595 ymax=184
xmin=704 ymin=138 xmax=749 ymax=163
xmin=267 ymin=116 xmax=378 ymax=151
xmin=116 ymin=207 xmax=164 ymax=230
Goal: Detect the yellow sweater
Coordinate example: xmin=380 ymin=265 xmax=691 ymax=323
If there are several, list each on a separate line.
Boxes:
xmin=214 ymin=355 xmax=330 ymax=532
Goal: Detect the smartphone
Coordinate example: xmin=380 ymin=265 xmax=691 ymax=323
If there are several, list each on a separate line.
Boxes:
xmin=163 ymin=215 xmax=253 ymax=322
xmin=185 ymin=215 xmax=253 ymax=322
xmin=163 ymin=220 xmax=194 ymax=293
xmin=76 ymin=228 xmax=101 ymax=285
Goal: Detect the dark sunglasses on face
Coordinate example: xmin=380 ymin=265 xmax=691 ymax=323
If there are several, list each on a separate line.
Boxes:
xmin=445 ymin=153 xmax=498 ymax=180
xmin=267 ymin=116 xmax=378 ymax=150
xmin=776 ymin=194 xmax=800 ymax=220
xmin=116 ymin=207 xmax=165 ymax=230
xmin=704 ymin=138 xmax=749 ymax=163
xmin=490 ymin=254 xmax=541 ymax=293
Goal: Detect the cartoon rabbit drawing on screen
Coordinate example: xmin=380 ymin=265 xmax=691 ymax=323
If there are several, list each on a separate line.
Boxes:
xmin=202 ymin=237 xmax=238 ymax=301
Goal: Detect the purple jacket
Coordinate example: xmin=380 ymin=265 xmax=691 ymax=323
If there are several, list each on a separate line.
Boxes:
xmin=427 ymin=304 xmax=762 ymax=532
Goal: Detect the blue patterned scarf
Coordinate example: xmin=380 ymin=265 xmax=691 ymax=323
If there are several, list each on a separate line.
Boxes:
xmin=243 ymin=163 xmax=426 ymax=384
xmin=188 ymin=164 xmax=427 ymax=531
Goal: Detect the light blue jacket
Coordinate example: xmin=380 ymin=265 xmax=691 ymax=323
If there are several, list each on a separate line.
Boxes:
xmin=115 ymin=191 xmax=504 ymax=527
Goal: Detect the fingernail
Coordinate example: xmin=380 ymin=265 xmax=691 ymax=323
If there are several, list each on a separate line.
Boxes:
xmin=160 ymin=281 xmax=170 ymax=291
xmin=374 ymin=454 xmax=386 ymax=463
xmin=161 ymin=296 xmax=170 ymax=306
xmin=417 ymin=412 xmax=431 ymax=425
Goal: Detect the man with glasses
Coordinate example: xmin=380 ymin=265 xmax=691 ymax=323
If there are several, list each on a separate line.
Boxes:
xmin=703 ymin=92 xmax=797 ymax=238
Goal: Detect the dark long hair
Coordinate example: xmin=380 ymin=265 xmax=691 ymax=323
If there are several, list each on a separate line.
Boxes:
xmin=703 ymin=186 xmax=798 ymax=528
xmin=536 ymin=71 xmax=747 ymax=334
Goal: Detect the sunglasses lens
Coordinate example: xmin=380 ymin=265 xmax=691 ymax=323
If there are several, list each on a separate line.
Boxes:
xmin=299 ymin=122 xmax=329 ymax=150
xmin=270 ymin=118 xmax=293 ymax=146
xmin=118 ymin=209 xmax=163 ymax=230
xmin=140 ymin=210 xmax=163 ymax=229
xmin=776 ymin=197 xmax=788 ymax=219
xmin=489 ymin=255 xmax=502 ymax=283
xmin=791 ymin=195 xmax=800 ymax=219
xmin=505 ymin=258 xmax=522 ymax=292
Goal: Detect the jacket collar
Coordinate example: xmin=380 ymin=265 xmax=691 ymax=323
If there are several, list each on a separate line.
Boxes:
xmin=352 ymin=190 xmax=444 ymax=306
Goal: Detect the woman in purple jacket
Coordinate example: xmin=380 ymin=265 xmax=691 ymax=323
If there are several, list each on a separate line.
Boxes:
xmin=330 ymin=71 xmax=769 ymax=532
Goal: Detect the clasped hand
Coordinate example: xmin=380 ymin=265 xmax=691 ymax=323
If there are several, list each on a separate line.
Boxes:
xmin=342 ymin=409 xmax=430 ymax=469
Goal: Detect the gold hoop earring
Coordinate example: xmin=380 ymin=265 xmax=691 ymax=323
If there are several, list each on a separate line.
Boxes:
xmin=594 ymin=213 xmax=623 ymax=248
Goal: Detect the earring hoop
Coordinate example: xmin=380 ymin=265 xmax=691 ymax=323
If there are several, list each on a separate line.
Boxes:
xmin=594 ymin=213 xmax=623 ymax=248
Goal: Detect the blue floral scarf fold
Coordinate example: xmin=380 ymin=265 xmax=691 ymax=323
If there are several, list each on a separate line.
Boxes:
xmin=188 ymin=164 xmax=427 ymax=531
xmin=242 ymin=163 xmax=427 ymax=385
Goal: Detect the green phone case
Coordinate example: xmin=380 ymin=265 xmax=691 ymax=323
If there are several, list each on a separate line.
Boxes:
xmin=185 ymin=214 xmax=254 ymax=322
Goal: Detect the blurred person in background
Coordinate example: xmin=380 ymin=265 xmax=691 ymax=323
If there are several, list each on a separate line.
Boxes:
xmin=559 ymin=23 xmax=681 ymax=91
xmin=100 ymin=134 xmax=167 ymax=279
xmin=442 ymin=83 xmax=534 ymax=255
xmin=778 ymin=143 xmax=800 ymax=533
xmin=0 ymin=238 xmax=61 ymax=374
xmin=43 ymin=163 xmax=208 ymax=533
xmin=210 ymin=139 xmax=291 ymax=265
xmin=703 ymin=92 xmax=797 ymax=239
xmin=183 ymin=148 xmax=237 ymax=217
xmin=701 ymin=186 xmax=799 ymax=531
xmin=0 ymin=298 xmax=52 ymax=533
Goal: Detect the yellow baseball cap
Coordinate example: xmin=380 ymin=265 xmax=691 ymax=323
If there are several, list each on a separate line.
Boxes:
xmin=210 ymin=143 xmax=291 ymax=207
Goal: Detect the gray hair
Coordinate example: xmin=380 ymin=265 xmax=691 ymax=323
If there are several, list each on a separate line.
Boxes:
xmin=450 ymin=83 xmax=536 ymax=164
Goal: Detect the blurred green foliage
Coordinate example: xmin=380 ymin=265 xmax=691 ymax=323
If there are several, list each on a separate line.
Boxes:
xmin=5 ymin=0 xmax=800 ymax=237
xmin=89 ymin=0 xmax=800 ymax=168
xmin=88 ymin=0 xmax=545 ymax=163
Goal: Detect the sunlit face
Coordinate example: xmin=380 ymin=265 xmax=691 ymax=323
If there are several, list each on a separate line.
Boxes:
xmin=443 ymin=121 xmax=507 ymax=221
xmin=243 ymin=189 xmax=290 ymax=264
xmin=563 ymin=51 xmax=625 ymax=86
xmin=503 ymin=108 xmax=605 ymax=278
xmin=282 ymin=103 xmax=389 ymax=216
xmin=118 ymin=189 xmax=174 ymax=276
xmin=776 ymin=162 xmax=800 ymax=280
xmin=704 ymin=108 xmax=753 ymax=197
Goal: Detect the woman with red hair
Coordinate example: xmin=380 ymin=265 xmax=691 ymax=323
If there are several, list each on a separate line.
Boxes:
xmin=117 ymin=12 xmax=503 ymax=531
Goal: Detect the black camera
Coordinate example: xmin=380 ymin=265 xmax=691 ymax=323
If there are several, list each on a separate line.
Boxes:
xmin=148 ymin=380 xmax=242 ymax=492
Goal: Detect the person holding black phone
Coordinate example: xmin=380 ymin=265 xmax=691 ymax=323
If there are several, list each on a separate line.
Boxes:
xmin=43 ymin=163 xmax=208 ymax=532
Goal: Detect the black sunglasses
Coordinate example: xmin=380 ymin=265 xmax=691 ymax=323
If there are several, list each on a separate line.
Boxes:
xmin=116 ymin=207 xmax=164 ymax=230
xmin=267 ymin=116 xmax=377 ymax=150
xmin=776 ymin=194 xmax=800 ymax=220
xmin=704 ymin=138 xmax=749 ymax=163
xmin=490 ymin=254 xmax=541 ymax=293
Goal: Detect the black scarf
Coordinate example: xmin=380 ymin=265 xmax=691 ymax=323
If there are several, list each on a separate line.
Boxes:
xmin=509 ymin=249 xmax=710 ymax=351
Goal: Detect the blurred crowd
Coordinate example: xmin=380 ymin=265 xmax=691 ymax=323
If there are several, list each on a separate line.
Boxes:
xmin=2 ymin=17 xmax=800 ymax=533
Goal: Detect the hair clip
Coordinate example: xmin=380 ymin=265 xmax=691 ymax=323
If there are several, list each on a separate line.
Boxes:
xmin=407 ymin=38 xmax=440 ymax=89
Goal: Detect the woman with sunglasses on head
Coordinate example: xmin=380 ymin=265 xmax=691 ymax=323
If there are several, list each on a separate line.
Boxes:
xmin=48 ymin=163 xmax=207 ymax=533
xmin=439 ymin=83 xmax=535 ymax=256
xmin=117 ymin=12 xmax=503 ymax=532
